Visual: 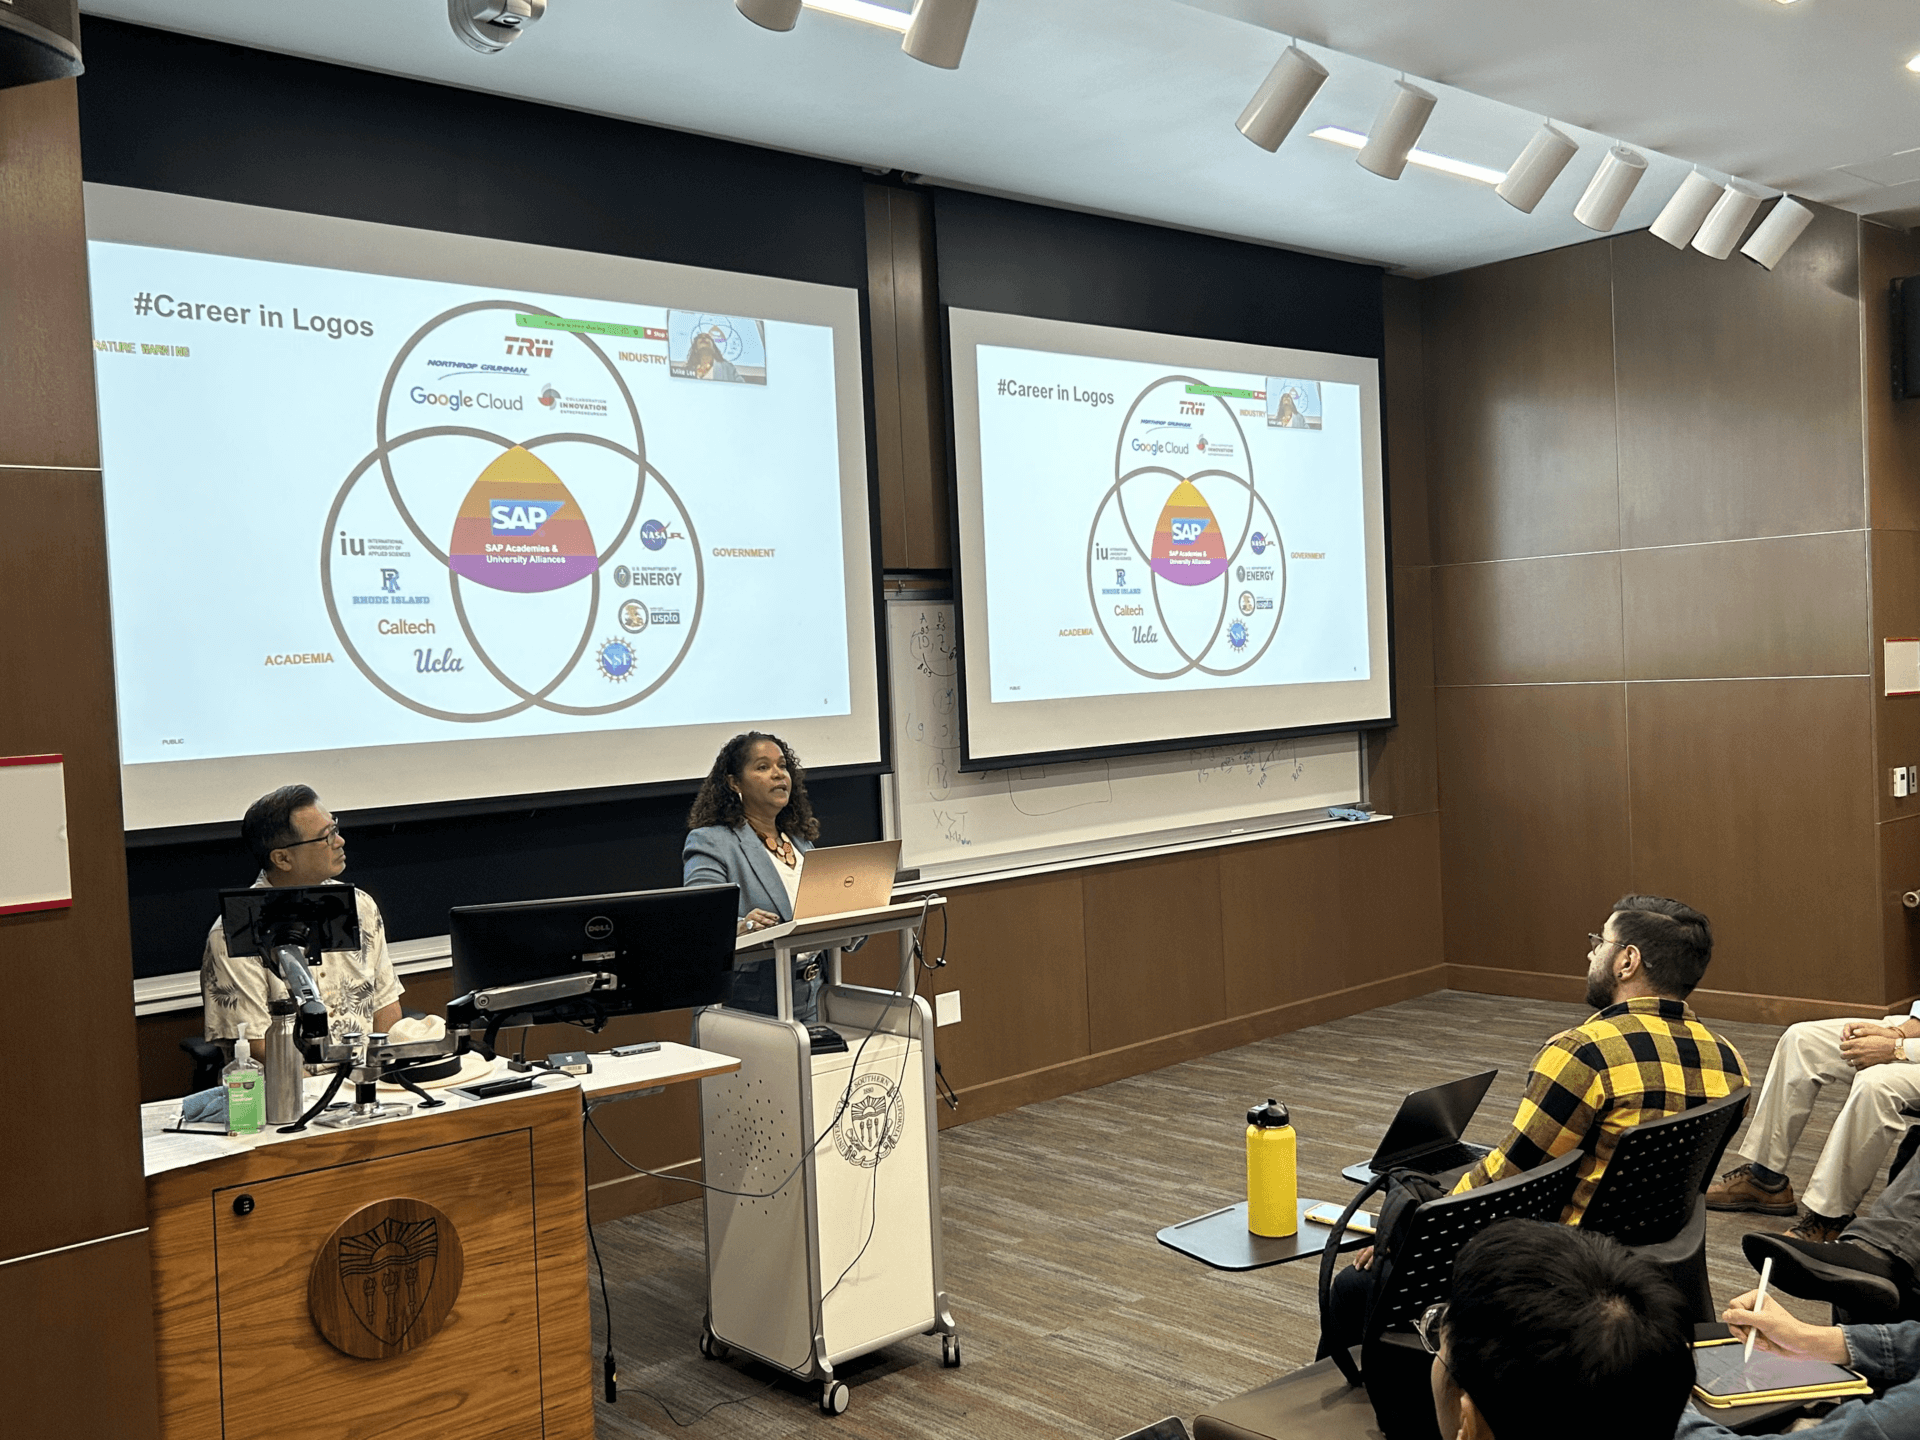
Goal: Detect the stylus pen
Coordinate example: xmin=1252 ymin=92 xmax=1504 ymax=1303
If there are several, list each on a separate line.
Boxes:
xmin=1744 ymin=1255 xmax=1774 ymax=1363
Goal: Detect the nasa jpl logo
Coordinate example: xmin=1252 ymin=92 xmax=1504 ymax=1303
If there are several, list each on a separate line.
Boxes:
xmin=1250 ymin=531 xmax=1270 ymax=556
xmin=597 ymin=638 xmax=636 ymax=681
xmin=639 ymin=519 xmax=671 ymax=551
xmin=490 ymin=498 xmax=564 ymax=535
xmin=833 ymin=1073 xmax=906 ymax=1168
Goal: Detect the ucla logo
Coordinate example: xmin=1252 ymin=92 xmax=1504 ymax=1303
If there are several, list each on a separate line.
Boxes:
xmin=490 ymin=498 xmax=564 ymax=535
xmin=1170 ymin=518 xmax=1209 ymax=546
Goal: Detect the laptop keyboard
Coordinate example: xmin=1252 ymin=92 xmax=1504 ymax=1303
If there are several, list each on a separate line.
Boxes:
xmin=1394 ymin=1141 xmax=1488 ymax=1175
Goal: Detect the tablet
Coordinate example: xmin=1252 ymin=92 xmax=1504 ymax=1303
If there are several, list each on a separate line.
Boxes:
xmin=1691 ymin=1338 xmax=1873 ymax=1409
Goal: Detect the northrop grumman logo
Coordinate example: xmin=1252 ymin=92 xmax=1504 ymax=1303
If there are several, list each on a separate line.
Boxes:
xmin=833 ymin=1073 xmax=906 ymax=1169
xmin=585 ymin=915 xmax=615 ymax=941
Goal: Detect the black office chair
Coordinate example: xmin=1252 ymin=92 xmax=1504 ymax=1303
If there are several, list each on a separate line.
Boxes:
xmin=180 ymin=1036 xmax=226 ymax=1094
xmin=1194 ymin=1150 xmax=1584 ymax=1440
xmin=1576 ymin=1088 xmax=1750 ymax=1322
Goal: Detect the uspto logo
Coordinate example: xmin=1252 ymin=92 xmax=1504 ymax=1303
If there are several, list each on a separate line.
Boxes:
xmin=584 ymin=915 xmax=614 ymax=941
xmin=833 ymin=1072 xmax=906 ymax=1169
xmin=1239 ymin=591 xmax=1255 ymax=616
xmin=618 ymin=600 xmax=649 ymax=634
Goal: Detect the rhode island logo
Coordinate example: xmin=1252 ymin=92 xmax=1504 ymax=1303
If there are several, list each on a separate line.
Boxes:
xmin=833 ymin=1072 xmax=906 ymax=1169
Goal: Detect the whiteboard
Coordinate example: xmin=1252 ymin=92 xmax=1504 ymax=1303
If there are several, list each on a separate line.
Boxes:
xmin=885 ymin=600 xmax=1364 ymax=881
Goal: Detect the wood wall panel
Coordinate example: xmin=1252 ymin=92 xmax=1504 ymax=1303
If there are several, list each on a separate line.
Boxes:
xmin=1368 ymin=564 xmax=1439 ymax=817
xmin=1435 ymin=683 xmax=1630 ymax=975
xmin=865 ymin=183 xmax=950 ymax=572
xmin=1083 ymin=851 xmax=1226 ymax=1053
xmin=1625 ymin=677 xmax=1878 ymax=1002
xmin=1422 ymin=241 xmax=1619 ymax=565
xmin=0 ymin=79 xmax=100 ymax=469
xmin=1871 ymin=528 xmax=1920 ymax=824
xmin=1220 ymin=812 xmax=1443 ymax=1010
xmin=1383 ymin=274 xmax=1431 ymax=569
xmin=1431 ymin=553 xmax=1623 ymax=686
xmin=0 ymin=1234 xmax=160 ymax=1440
xmin=1612 ymin=214 xmax=1863 ymax=548
xmin=1877 ymin=814 xmax=1920 ymax=1005
xmin=1621 ymin=531 xmax=1869 ymax=680
xmin=1862 ymin=222 xmax=1920 ymax=533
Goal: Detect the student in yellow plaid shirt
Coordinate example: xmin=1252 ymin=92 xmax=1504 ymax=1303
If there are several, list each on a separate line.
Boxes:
xmin=1453 ymin=894 xmax=1749 ymax=1222
xmin=1319 ymin=895 xmax=1747 ymax=1358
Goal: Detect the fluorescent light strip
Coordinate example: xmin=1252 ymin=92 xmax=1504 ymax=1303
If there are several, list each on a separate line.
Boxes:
xmin=1309 ymin=126 xmax=1507 ymax=186
xmin=803 ymin=0 xmax=912 ymax=30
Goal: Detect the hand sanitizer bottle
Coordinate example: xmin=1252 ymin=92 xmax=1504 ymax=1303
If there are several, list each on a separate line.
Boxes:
xmin=224 ymin=1022 xmax=266 ymax=1136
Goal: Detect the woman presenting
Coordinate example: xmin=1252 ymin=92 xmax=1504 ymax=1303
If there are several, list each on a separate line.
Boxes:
xmin=684 ymin=731 xmax=824 ymax=1021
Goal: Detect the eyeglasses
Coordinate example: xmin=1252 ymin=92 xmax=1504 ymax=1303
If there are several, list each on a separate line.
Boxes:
xmin=280 ymin=821 xmax=342 ymax=851
xmin=1416 ymin=1302 xmax=1448 ymax=1356
xmin=1588 ymin=932 xmax=1627 ymax=951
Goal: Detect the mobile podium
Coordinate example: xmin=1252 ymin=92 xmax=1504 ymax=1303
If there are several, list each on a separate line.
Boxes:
xmin=692 ymin=898 xmax=958 ymax=1414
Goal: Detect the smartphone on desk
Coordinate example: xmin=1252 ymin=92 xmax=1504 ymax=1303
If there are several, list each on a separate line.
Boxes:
xmin=1303 ymin=1202 xmax=1376 ymax=1235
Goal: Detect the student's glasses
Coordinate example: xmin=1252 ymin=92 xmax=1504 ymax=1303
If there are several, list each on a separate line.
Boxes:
xmin=1415 ymin=1303 xmax=1449 ymax=1356
xmin=281 ymin=821 xmax=342 ymax=850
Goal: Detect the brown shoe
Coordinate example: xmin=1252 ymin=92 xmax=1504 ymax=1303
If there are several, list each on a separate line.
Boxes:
xmin=1705 ymin=1165 xmax=1798 ymax=1215
xmin=1787 ymin=1211 xmax=1855 ymax=1245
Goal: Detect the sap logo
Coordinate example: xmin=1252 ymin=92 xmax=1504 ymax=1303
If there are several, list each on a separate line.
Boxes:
xmin=1170 ymin=518 xmax=1210 ymax=545
xmin=491 ymin=498 xmax=565 ymax=535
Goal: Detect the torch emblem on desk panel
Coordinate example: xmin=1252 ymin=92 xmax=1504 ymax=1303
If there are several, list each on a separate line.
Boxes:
xmin=309 ymin=1197 xmax=465 ymax=1359
xmin=834 ymin=1073 xmax=906 ymax=1169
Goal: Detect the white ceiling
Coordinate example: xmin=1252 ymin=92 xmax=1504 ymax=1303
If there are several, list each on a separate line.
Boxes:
xmin=79 ymin=0 xmax=1920 ymax=277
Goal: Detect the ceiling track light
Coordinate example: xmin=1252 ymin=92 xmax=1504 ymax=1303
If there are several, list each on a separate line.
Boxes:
xmin=1357 ymin=80 xmax=1438 ymax=180
xmin=1649 ymin=169 xmax=1722 ymax=249
xmin=737 ymin=0 xmax=804 ymax=30
xmin=1235 ymin=45 xmax=1329 ymax=152
xmin=448 ymin=0 xmax=546 ymax=53
xmin=1495 ymin=122 xmax=1578 ymax=214
xmin=902 ymin=0 xmax=978 ymax=69
xmin=1741 ymin=196 xmax=1816 ymax=269
xmin=1573 ymin=145 xmax=1647 ymax=231
xmin=1692 ymin=180 xmax=1767 ymax=258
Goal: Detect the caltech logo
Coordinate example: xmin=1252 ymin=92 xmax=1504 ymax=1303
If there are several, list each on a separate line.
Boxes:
xmin=584 ymin=915 xmax=615 ymax=942
xmin=833 ymin=1072 xmax=906 ymax=1169
xmin=1250 ymin=531 xmax=1271 ymax=555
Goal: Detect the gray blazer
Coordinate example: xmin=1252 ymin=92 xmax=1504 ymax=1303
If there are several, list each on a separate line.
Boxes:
xmin=683 ymin=823 xmax=816 ymax=922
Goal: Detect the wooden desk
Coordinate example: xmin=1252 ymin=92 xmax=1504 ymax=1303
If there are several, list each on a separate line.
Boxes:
xmin=143 ymin=1044 xmax=737 ymax=1440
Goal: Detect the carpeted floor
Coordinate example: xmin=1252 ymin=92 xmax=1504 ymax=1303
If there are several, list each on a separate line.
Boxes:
xmin=587 ymin=989 xmax=1884 ymax=1439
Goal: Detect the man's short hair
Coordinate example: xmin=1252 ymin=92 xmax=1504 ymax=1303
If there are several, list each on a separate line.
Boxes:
xmin=1446 ymin=1219 xmax=1695 ymax=1440
xmin=1610 ymin=894 xmax=1713 ymax=998
xmin=241 ymin=785 xmax=319 ymax=870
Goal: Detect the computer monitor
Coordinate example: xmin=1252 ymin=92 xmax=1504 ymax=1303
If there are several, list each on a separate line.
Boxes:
xmin=449 ymin=884 xmax=740 ymax=1019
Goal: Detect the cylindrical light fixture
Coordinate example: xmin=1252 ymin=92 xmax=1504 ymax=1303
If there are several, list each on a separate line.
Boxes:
xmin=1495 ymin=122 xmax=1578 ymax=213
xmin=1356 ymin=80 xmax=1437 ymax=180
xmin=1235 ymin=46 xmax=1330 ymax=152
xmin=1740 ymin=196 xmax=1816 ymax=269
xmin=1573 ymin=145 xmax=1647 ymax=231
xmin=736 ymin=0 xmax=803 ymax=30
xmin=903 ymin=0 xmax=978 ymax=69
xmin=1692 ymin=180 xmax=1767 ymax=259
xmin=1648 ymin=169 xmax=1722 ymax=249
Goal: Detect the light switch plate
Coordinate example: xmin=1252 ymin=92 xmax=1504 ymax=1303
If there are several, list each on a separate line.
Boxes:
xmin=934 ymin=990 xmax=962 ymax=1027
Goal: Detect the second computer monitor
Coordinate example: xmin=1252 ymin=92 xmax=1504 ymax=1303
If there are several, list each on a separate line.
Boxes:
xmin=449 ymin=884 xmax=739 ymax=1018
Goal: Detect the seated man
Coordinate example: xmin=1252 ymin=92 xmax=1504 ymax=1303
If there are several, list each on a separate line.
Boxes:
xmin=1453 ymin=894 xmax=1748 ymax=1222
xmin=1321 ymin=896 xmax=1748 ymax=1356
xmin=1681 ymin=1287 xmax=1920 ymax=1437
xmin=1427 ymin=1219 xmax=1697 ymax=1440
xmin=201 ymin=784 xmax=402 ymax=1053
xmin=1738 ymin=1142 xmax=1920 ymax=1323
xmin=1706 ymin=1004 xmax=1920 ymax=1243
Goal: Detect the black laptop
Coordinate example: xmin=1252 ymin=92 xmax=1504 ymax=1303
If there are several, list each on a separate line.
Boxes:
xmin=1339 ymin=1069 xmax=1500 ymax=1185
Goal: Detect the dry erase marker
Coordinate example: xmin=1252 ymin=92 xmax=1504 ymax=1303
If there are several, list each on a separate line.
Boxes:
xmin=1745 ymin=1255 xmax=1774 ymax=1363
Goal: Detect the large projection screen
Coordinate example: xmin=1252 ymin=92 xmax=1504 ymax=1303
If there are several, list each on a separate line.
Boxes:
xmin=948 ymin=308 xmax=1391 ymax=767
xmin=85 ymin=185 xmax=880 ymax=830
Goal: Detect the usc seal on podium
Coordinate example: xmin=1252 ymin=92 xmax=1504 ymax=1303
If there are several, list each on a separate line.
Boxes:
xmin=308 ymin=1198 xmax=466 ymax=1359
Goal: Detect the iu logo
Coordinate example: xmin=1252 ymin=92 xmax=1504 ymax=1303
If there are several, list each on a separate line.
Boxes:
xmin=309 ymin=1198 xmax=464 ymax=1359
xmin=833 ymin=1073 xmax=906 ymax=1169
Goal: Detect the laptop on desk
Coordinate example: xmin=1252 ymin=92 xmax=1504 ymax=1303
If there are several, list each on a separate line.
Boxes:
xmin=1339 ymin=1069 xmax=1500 ymax=1186
xmin=793 ymin=839 xmax=900 ymax=919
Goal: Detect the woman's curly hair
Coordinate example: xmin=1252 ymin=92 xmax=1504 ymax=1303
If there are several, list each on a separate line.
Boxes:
xmin=685 ymin=731 xmax=821 ymax=841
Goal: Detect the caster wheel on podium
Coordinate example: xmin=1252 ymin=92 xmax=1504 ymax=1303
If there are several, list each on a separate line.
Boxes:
xmin=942 ymin=1336 xmax=962 ymax=1368
xmin=820 ymin=1381 xmax=849 ymax=1415
xmin=698 ymin=1324 xmax=728 ymax=1361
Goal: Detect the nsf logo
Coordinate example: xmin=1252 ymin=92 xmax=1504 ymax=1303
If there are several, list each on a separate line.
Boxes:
xmin=639 ymin=519 xmax=671 ymax=551
xmin=1250 ymin=531 xmax=1270 ymax=556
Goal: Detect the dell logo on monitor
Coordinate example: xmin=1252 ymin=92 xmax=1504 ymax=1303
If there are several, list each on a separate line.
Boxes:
xmin=584 ymin=915 xmax=615 ymax=941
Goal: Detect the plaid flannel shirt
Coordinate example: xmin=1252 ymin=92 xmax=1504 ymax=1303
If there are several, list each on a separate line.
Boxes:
xmin=1454 ymin=996 xmax=1749 ymax=1223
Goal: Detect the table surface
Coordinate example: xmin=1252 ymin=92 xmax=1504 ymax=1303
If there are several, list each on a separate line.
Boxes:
xmin=142 ymin=1039 xmax=738 ymax=1178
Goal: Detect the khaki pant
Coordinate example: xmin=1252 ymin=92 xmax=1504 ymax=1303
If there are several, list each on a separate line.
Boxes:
xmin=1741 ymin=1018 xmax=1920 ymax=1217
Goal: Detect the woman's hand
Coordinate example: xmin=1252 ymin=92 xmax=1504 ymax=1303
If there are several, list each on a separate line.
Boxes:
xmin=737 ymin=908 xmax=782 ymax=936
xmin=1722 ymin=1290 xmax=1851 ymax=1365
xmin=1352 ymin=1245 xmax=1375 ymax=1270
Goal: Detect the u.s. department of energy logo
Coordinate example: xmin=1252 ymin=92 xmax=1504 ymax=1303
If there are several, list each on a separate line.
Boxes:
xmin=833 ymin=1073 xmax=906 ymax=1168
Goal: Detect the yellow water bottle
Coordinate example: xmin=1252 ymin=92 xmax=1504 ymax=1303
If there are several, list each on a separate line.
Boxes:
xmin=1246 ymin=1098 xmax=1297 ymax=1237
